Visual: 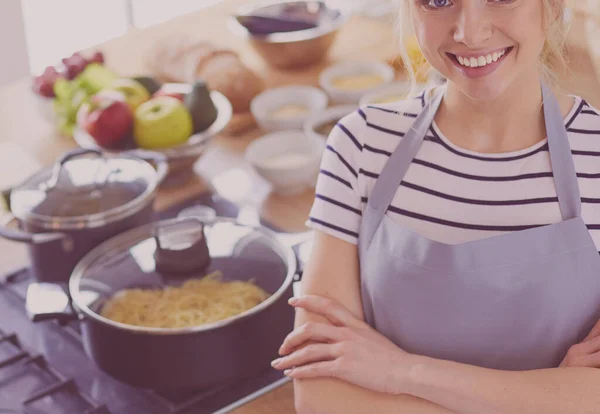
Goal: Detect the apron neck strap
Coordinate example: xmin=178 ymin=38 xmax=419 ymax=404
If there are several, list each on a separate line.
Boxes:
xmin=361 ymin=82 xmax=581 ymax=247
xmin=542 ymin=81 xmax=581 ymax=219
xmin=362 ymin=87 xmax=444 ymax=247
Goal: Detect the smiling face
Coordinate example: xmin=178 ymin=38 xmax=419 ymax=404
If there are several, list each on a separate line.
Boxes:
xmin=408 ymin=0 xmax=549 ymax=101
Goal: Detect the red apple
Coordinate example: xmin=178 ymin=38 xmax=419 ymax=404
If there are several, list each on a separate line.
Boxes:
xmin=77 ymin=92 xmax=133 ymax=148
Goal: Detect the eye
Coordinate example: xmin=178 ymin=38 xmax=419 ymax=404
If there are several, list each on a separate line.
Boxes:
xmin=420 ymin=0 xmax=454 ymax=9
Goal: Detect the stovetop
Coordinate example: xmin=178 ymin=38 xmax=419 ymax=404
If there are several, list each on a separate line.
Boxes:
xmin=0 ymin=193 xmax=305 ymax=414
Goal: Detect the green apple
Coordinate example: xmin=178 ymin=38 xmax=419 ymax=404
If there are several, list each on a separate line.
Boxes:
xmin=110 ymin=78 xmax=150 ymax=111
xmin=134 ymin=96 xmax=193 ymax=149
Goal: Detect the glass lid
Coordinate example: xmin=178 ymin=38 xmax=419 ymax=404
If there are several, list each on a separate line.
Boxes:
xmin=10 ymin=148 xmax=159 ymax=228
xmin=69 ymin=215 xmax=297 ymax=334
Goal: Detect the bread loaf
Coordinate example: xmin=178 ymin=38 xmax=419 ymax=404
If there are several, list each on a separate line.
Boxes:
xmin=146 ymin=35 xmax=265 ymax=114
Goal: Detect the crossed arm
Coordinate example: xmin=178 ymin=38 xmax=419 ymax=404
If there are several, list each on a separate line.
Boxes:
xmin=275 ymin=231 xmax=600 ymax=414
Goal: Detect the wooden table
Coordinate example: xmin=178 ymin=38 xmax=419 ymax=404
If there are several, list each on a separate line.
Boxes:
xmin=1 ymin=1 xmax=599 ymax=412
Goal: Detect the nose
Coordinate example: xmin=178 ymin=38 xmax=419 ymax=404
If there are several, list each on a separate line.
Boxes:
xmin=453 ymin=3 xmax=493 ymax=48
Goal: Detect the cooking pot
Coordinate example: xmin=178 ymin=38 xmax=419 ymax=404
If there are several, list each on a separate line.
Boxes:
xmin=0 ymin=148 xmax=168 ymax=283
xmin=26 ymin=211 xmax=306 ymax=390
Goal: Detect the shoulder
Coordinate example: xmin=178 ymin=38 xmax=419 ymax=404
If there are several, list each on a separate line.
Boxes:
xmin=566 ymin=96 xmax=600 ymax=137
xmin=334 ymin=89 xmax=428 ymax=152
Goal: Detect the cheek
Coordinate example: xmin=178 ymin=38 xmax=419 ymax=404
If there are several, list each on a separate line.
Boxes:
xmin=413 ymin=22 xmax=448 ymax=62
xmin=499 ymin=4 xmax=546 ymax=52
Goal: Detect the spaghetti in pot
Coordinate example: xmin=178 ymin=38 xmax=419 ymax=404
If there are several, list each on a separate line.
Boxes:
xmin=99 ymin=271 xmax=269 ymax=328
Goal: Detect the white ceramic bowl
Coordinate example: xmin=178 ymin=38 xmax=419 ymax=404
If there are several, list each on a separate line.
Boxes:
xmin=304 ymin=104 xmax=357 ymax=141
xmin=250 ymin=85 xmax=329 ymax=132
xmin=319 ymin=61 xmax=395 ymax=104
xmin=245 ymin=131 xmax=326 ymax=195
xmin=74 ymin=90 xmax=232 ymax=188
xmin=359 ymin=81 xmax=412 ymax=107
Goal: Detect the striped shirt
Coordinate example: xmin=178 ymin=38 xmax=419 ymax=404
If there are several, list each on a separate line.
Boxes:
xmin=307 ymin=88 xmax=600 ymax=252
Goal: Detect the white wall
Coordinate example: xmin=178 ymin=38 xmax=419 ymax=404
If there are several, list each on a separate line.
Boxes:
xmin=0 ymin=0 xmax=30 ymax=86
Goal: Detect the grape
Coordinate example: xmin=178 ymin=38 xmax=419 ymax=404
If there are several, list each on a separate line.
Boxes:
xmin=32 ymin=76 xmax=55 ymax=97
xmin=62 ymin=54 xmax=88 ymax=80
xmin=89 ymin=51 xmax=105 ymax=65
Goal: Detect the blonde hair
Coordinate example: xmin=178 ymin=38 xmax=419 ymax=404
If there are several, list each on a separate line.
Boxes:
xmin=395 ymin=0 xmax=572 ymax=91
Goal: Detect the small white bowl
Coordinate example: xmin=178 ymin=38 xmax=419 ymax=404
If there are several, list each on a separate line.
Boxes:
xmin=359 ymin=81 xmax=412 ymax=107
xmin=304 ymin=104 xmax=357 ymax=141
xmin=319 ymin=61 xmax=395 ymax=104
xmin=245 ymin=131 xmax=326 ymax=195
xmin=250 ymin=85 xmax=329 ymax=132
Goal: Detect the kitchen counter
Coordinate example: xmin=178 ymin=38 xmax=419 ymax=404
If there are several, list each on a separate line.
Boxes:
xmin=0 ymin=1 xmax=599 ymax=412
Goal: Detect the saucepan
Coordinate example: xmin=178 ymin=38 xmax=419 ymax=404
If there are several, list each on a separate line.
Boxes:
xmin=26 ymin=212 xmax=307 ymax=390
xmin=0 ymin=147 xmax=168 ymax=283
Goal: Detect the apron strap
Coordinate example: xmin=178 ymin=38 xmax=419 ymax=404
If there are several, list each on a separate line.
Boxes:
xmin=360 ymin=82 xmax=582 ymax=249
xmin=361 ymin=87 xmax=445 ymax=247
xmin=542 ymin=82 xmax=582 ymax=220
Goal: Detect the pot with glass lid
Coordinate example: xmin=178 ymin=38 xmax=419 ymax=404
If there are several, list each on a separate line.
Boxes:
xmin=0 ymin=148 xmax=168 ymax=282
xmin=27 ymin=212 xmax=302 ymax=389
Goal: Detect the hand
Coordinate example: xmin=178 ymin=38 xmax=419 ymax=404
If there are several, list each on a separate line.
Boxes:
xmin=560 ymin=319 xmax=600 ymax=368
xmin=271 ymin=294 xmax=413 ymax=395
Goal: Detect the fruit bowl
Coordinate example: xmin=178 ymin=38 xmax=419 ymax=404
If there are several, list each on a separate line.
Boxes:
xmin=73 ymin=90 xmax=232 ymax=187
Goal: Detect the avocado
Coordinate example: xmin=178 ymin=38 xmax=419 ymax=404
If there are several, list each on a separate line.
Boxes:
xmin=184 ymin=80 xmax=218 ymax=134
xmin=132 ymin=76 xmax=162 ymax=95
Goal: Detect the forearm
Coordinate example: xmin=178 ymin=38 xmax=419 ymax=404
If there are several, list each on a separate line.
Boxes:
xmin=295 ymin=378 xmax=455 ymax=414
xmin=407 ymin=355 xmax=600 ymax=414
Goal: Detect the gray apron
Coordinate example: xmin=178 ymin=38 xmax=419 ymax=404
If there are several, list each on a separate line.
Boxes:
xmin=358 ymin=82 xmax=600 ymax=370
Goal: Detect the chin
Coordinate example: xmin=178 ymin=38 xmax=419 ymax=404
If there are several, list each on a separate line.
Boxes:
xmin=450 ymin=78 xmax=514 ymax=102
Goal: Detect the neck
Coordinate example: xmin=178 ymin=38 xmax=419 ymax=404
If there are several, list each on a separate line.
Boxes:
xmin=437 ymin=71 xmax=547 ymax=153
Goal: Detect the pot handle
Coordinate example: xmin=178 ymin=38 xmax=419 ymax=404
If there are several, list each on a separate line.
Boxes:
xmin=123 ymin=149 xmax=170 ymax=185
xmin=0 ymin=213 xmax=69 ymax=245
xmin=26 ymin=282 xmax=79 ymax=325
xmin=277 ymin=231 xmax=313 ymax=281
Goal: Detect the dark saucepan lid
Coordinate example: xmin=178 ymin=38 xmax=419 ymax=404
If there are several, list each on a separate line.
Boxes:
xmin=69 ymin=214 xmax=297 ymax=334
xmin=10 ymin=148 xmax=165 ymax=230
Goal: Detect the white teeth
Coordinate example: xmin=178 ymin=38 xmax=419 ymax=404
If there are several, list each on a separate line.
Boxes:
xmin=455 ymin=48 xmax=508 ymax=68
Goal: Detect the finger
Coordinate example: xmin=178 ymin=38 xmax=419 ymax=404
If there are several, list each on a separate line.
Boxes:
xmin=583 ymin=319 xmax=600 ymax=342
xmin=284 ymin=360 xmax=339 ymax=380
xmin=289 ymin=295 xmax=363 ymax=328
xmin=272 ymin=343 xmax=338 ymax=371
xmin=576 ymin=335 xmax=600 ymax=355
xmin=279 ymin=322 xmax=346 ymax=355
xmin=576 ymin=351 xmax=600 ymax=368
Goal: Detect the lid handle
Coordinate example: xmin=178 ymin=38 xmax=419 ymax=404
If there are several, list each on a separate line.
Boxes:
xmin=46 ymin=148 xmax=105 ymax=190
xmin=153 ymin=217 xmax=211 ymax=274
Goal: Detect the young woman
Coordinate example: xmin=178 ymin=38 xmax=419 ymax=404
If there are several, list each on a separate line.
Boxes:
xmin=271 ymin=0 xmax=600 ymax=413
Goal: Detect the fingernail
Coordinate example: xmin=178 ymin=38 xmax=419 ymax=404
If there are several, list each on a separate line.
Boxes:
xmin=271 ymin=358 xmax=281 ymax=367
xmin=284 ymin=369 xmax=293 ymax=376
xmin=288 ymin=297 xmax=298 ymax=305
